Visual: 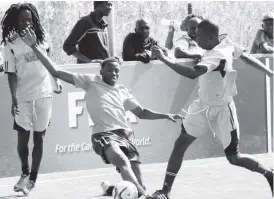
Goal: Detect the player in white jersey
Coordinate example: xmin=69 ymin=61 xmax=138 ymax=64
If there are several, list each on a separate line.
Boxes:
xmin=19 ymin=27 xmax=182 ymax=199
xmin=149 ymin=19 xmax=274 ymax=199
xmin=1 ymin=3 xmax=62 ymax=195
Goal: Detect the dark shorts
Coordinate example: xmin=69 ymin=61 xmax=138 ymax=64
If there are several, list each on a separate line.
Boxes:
xmin=91 ymin=129 xmax=140 ymax=164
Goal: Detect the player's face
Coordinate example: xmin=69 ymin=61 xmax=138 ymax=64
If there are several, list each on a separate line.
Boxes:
xmin=18 ymin=10 xmax=33 ymax=33
xmin=262 ymin=19 xmax=273 ymax=36
xmin=196 ymin=28 xmax=215 ymax=50
xmin=136 ymin=21 xmax=150 ymax=39
xmin=187 ymin=18 xmax=202 ymax=40
xmin=98 ymin=1 xmax=112 ymax=17
xmin=101 ymin=62 xmax=120 ymax=86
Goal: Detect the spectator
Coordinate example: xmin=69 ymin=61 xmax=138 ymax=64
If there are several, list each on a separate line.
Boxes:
xmin=165 ymin=14 xmax=203 ymax=50
xmin=174 ymin=16 xmax=204 ymax=59
xmin=250 ymin=12 xmax=273 ymax=54
xmin=122 ymin=18 xmax=168 ymax=63
xmin=63 ymin=1 xmax=112 ymax=63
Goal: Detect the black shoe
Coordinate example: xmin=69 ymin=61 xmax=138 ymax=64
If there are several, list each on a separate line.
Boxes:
xmin=149 ymin=190 xmax=170 ymax=199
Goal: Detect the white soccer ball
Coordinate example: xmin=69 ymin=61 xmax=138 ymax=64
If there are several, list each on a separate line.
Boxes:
xmin=112 ymin=181 xmax=138 ymax=199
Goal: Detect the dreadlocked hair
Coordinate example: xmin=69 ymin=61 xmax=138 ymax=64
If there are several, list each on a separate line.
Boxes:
xmin=1 ymin=3 xmax=45 ymax=45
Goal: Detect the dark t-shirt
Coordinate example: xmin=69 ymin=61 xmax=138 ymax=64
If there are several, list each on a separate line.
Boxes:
xmin=63 ymin=12 xmax=110 ymax=63
xmin=122 ymin=33 xmax=158 ymax=63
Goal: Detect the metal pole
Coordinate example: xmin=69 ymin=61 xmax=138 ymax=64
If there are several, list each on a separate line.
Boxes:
xmin=106 ymin=4 xmax=116 ymax=57
xmin=188 ymin=3 xmax=192 ymax=14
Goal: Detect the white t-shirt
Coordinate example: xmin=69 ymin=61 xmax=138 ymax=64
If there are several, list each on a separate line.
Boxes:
xmin=73 ymin=74 xmax=141 ymax=134
xmin=4 ymin=34 xmax=52 ymax=102
xmin=196 ymin=36 xmax=245 ymax=106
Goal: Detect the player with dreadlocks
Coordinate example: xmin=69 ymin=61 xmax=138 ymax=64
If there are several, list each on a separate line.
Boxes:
xmin=1 ymin=3 xmax=62 ymax=195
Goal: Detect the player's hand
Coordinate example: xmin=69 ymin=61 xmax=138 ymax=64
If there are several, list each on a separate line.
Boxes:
xmin=11 ymin=97 xmax=19 ymax=117
xmin=20 ymin=26 xmax=37 ymax=47
xmin=54 ymin=80 xmax=63 ymax=94
xmin=193 ymin=54 xmax=202 ymax=60
xmin=151 ymin=46 xmax=165 ymax=59
xmin=166 ymin=114 xmax=183 ymax=123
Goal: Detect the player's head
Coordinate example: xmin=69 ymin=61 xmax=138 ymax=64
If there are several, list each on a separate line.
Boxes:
xmin=135 ymin=18 xmax=150 ymax=40
xmin=1 ymin=3 xmax=45 ymax=45
xmin=187 ymin=17 xmax=202 ymax=40
xmin=196 ymin=19 xmax=219 ymax=50
xmin=262 ymin=13 xmax=273 ymax=37
xmin=180 ymin=14 xmax=203 ymax=32
xmin=94 ymin=1 xmax=112 ymax=17
xmin=100 ymin=57 xmax=121 ymax=86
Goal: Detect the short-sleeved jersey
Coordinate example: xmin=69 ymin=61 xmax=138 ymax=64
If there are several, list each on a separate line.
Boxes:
xmin=196 ymin=36 xmax=245 ymax=106
xmin=73 ymin=74 xmax=141 ymax=134
xmin=4 ymin=34 xmax=52 ymax=102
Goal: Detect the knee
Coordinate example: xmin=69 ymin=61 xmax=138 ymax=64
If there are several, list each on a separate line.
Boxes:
xmin=226 ymin=153 xmax=240 ymax=165
xmin=174 ymin=124 xmax=196 ymax=147
xmin=106 ymin=147 xmax=131 ymax=169
xmin=33 ymin=131 xmax=45 ymax=146
xmin=17 ymin=130 xmax=30 ymax=147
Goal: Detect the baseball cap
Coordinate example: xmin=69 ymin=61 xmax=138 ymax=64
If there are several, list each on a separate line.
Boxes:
xmin=262 ymin=12 xmax=274 ymax=21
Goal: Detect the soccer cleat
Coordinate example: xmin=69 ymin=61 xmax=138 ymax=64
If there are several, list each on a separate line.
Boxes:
xmin=13 ymin=174 xmax=28 ymax=192
xmin=150 ymin=190 xmax=170 ymax=199
xmin=25 ymin=180 xmax=36 ymax=194
xmin=101 ymin=180 xmax=114 ymax=196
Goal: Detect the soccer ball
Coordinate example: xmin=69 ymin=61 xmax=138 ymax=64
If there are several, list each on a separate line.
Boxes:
xmin=112 ymin=181 xmax=138 ymax=199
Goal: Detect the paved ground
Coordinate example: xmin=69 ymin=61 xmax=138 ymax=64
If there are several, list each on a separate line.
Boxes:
xmin=0 ymin=153 xmax=273 ymax=199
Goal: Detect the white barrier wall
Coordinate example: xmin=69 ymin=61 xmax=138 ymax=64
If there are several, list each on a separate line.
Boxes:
xmin=0 ymin=57 xmax=272 ymax=178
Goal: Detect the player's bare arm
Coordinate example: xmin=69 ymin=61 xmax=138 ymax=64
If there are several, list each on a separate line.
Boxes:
xmin=174 ymin=47 xmax=202 ymax=59
xmin=130 ymin=105 xmax=182 ymax=123
xmin=7 ymin=73 xmax=19 ymax=116
xmin=152 ymin=45 xmax=207 ymax=79
xmin=20 ymin=27 xmax=77 ymax=86
xmin=239 ymin=52 xmax=273 ymax=77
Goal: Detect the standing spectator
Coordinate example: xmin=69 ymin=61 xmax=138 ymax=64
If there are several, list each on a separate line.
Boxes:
xmin=0 ymin=46 xmax=3 ymax=76
xmin=165 ymin=14 xmax=203 ymax=50
xmin=174 ymin=16 xmax=204 ymax=59
xmin=63 ymin=1 xmax=112 ymax=63
xmin=122 ymin=18 xmax=168 ymax=63
xmin=250 ymin=12 xmax=273 ymax=54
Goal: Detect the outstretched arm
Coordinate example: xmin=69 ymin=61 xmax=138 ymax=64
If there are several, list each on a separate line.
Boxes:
xmin=239 ymin=52 xmax=273 ymax=77
xmin=131 ymin=105 xmax=182 ymax=122
xmin=20 ymin=27 xmax=76 ymax=85
xmin=152 ymin=45 xmax=206 ymax=79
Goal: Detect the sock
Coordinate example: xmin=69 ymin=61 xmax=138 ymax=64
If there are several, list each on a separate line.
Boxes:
xmin=162 ymin=171 xmax=177 ymax=194
xmin=22 ymin=166 xmax=29 ymax=176
xmin=106 ymin=185 xmax=114 ymax=196
xmin=29 ymin=171 xmax=38 ymax=182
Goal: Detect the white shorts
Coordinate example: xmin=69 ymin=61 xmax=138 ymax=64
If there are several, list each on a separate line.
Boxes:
xmin=183 ymin=99 xmax=240 ymax=150
xmin=14 ymin=97 xmax=53 ymax=132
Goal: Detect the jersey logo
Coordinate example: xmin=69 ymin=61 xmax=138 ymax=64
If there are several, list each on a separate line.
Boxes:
xmin=24 ymin=52 xmax=39 ymax=63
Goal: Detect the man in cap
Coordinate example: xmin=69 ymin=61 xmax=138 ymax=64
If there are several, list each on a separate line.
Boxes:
xmin=63 ymin=1 xmax=112 ymax=63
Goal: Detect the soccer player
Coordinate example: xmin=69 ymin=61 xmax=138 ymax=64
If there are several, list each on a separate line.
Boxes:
xmin=19 ymin=27 xmax=182 ymax=198
xmin=149 ymin=19 xmax=274 ymax=199
xmin=1 ymin=3 xmax=62 ymax=195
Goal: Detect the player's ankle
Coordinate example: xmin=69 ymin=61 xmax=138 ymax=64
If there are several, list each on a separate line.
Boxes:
xmin=29 ymin=171 xmax=38 ymax=182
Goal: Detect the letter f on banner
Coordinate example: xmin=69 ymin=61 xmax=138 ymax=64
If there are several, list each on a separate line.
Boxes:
xmin=68 ymin=92 xmax=85 ymax=128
